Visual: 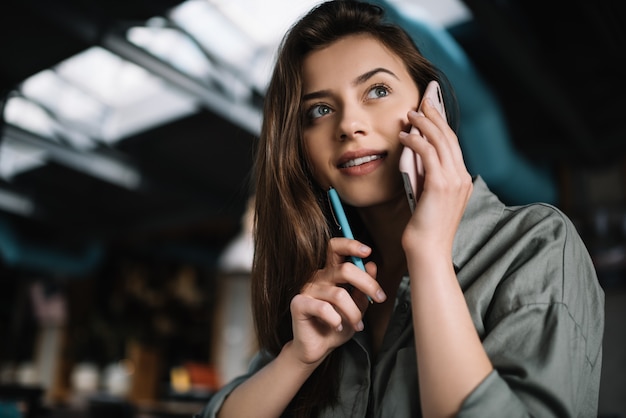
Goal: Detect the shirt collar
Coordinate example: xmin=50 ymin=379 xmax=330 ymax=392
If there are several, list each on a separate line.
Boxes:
xmin=452 ymin=176 xmax=505 ymax=270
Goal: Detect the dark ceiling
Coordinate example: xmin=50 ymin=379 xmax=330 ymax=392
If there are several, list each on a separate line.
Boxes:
xmin=1 ymin=0 xmax=255 ymax=275
xmin=0 ymin=0 xmax=624 ymax=277
xmin=455 ymin=0 xmax=625 ymax=165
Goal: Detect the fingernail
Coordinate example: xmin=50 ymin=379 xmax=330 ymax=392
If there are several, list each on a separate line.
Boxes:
xmin=337 ymin=323 xmax=343 ymax=332
xmin=399 ymin=131 xmax=408 ymax=139
xmin=376 ymin=289 xmax=387 ymax=302
xmin=356 ymin=321 xmax=364 ymax=332
xmin=409 ymin=110 xmax=419 ymax=117
xmin=359 ymin=245 xmax=370 ymax=254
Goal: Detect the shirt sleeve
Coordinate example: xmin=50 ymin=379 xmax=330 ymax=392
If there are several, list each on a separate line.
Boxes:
xmin=458 ymin=205 xmax=604 ymax=417
xmin=195 ymin=350 xmax=275 ymax=418
xmin=459 ymin=303 xmax=601 ymax=417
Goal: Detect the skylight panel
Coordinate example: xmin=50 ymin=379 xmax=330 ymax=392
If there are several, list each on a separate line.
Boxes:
xmin=127 ymin=19 xmax=214 ymax=80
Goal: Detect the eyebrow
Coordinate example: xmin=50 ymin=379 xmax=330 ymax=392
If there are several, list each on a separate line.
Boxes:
xmin=302 ymin=67 xmax=399 ymax=102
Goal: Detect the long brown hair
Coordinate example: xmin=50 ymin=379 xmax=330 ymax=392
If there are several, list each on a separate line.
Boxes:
xmin=251 ymin=1 xmax=455 ymax=415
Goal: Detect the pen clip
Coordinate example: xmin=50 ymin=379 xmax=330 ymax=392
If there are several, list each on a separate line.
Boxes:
xmin=327 ymin=188 xmax=341 ymax=231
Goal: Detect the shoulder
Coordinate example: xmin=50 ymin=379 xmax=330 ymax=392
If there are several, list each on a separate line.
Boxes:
xmin=487 ymin=203 xmax=604 ymax=370
xmin=501 ymin=201 xmax=573 ymax=236
xmin=497 ymin=202 xmax=597 ymax=284
xmin=487 ymin=201 xmax=603 ymax=329
xmin=463 ymin=200 xmax=601 ymax=312
xmin=494 ymin=202 xmax=591 ymax=266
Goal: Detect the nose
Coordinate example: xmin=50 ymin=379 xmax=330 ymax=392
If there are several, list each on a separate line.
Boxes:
xmin=337 ymin=105 xmax=368 ymax=141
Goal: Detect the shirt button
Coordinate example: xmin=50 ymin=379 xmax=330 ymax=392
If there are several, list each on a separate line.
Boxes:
xmin=399 ymin=302 xmax=410 ymax=313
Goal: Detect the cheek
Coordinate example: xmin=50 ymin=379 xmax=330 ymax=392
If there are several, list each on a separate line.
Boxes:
xmin=376 ymin=107 xmax=410 ymax=161
xmin=379 ymin=110 xmax=408 ymax=145
xmin=304 ymin=134 xmax=332 ymax=188
xmin=309 ymin=155 xmax=332 ymax=189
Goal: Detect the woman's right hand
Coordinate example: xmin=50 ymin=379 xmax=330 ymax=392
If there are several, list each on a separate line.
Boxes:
xmin=288 ymin=237 xmax=383 ymax=365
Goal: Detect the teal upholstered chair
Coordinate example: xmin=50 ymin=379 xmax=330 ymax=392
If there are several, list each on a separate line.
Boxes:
xmin=371 ymin=0 xmax=558 ymax=206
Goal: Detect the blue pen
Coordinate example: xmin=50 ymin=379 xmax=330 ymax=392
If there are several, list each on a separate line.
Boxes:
xmin=328 ymin=187 xmax=372 ymax=303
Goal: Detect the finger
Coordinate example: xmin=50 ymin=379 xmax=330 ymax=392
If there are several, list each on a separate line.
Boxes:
xmin=400 ymin=127 xmax=444 ymax=178
xmin=350 ymin=261 xmax=384 ymax=310
xmin=329 ymin=237 xmax=371 ymax=264
xmin=408 ymin=109 xmax=454 ymax=169
xmin=419 ymin=97 xmax=454 ymax=137
xmin=420 ymin=99 xmax=465 ymax=165
xmin=350 ymin=260 xmax=384 ymax=305
xmin=304 ymin=271 xmax=366 ymax=331
xmin=291 ymin=293 xmax=344 ymax=332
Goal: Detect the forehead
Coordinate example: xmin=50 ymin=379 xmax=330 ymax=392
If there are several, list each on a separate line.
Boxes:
xmin=301 ymin=34 xmax=410 ymax=91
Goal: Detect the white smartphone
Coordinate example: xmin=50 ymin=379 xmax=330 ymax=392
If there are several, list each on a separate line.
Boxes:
xmin=399 ymin=80 xmax=447 ymax=212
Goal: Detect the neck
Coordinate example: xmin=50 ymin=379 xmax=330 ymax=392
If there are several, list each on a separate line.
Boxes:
xmin=356 ymin=192 xmax=411 ymax=283
xmin=357 ymin=192 xmax=412 ymax=354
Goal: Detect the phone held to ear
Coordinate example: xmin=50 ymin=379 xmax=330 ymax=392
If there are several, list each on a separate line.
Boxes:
xmin=399 ymin=80 xmax=447 ymax=212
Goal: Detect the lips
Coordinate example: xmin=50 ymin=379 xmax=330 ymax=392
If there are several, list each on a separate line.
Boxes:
xmin=340 ymin=154 xmax=384 ymax=168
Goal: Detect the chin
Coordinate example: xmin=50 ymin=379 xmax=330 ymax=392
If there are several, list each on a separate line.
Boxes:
xmin=344 ymin=187 xmax=396 ymax=208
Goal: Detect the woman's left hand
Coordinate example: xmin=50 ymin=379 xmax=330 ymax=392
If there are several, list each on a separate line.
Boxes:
xmin=399 ymin=98 xmax=473 ymax=257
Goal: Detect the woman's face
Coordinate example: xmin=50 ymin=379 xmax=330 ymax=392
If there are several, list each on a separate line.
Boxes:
xmin=301 ymin=34 xmax=420 ymax=207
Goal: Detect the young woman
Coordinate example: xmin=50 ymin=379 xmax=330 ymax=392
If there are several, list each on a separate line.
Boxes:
xmin=198 ymin=1 xmax=604 ymax=417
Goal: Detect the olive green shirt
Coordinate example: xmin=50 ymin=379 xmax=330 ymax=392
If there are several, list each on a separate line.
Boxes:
xmin=198 ymin=176 xmax=604 ymax=417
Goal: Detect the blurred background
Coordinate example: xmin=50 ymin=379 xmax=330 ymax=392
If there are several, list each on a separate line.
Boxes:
xmin=0 ymin=0 xmax=624 ymax=417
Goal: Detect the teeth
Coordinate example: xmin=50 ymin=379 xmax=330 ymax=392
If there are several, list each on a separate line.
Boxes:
xmin=342 ymin=155 xmax=382 ymax=168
